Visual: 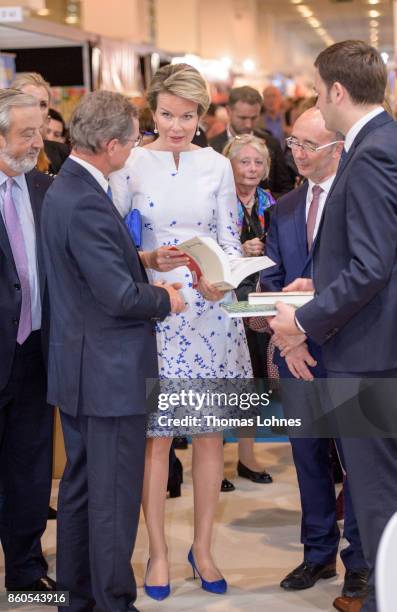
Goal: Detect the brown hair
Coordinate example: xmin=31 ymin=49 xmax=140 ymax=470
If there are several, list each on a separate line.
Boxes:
xmin=314 ymin=40 xmax=387 ymax=105
xmin=228 ymin=86 xmax=262 ymax=108
xmin=147 ymin=63 xmax=210 ymax=117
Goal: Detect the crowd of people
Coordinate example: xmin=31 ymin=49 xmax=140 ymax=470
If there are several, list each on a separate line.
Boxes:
xmin=0 ymin=39 xmax=396 ymax=612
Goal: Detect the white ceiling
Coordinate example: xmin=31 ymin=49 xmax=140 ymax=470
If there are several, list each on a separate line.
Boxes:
xmin=258 ymin=0 xmax=394 ymax=53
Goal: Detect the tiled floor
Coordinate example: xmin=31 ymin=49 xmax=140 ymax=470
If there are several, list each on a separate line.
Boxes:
xmin=0 ymin=442 xmax=345 ymax=611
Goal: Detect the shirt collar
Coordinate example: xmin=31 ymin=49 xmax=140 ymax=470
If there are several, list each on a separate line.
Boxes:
xmin=344 ymin=107 xmax=384 ymax=152
xmin=308 ymin=174 xmax=335 ymax=197
xmin=0 ymin=170 xmax=26 ymax=190
xmin=70 ymin=155 xmax=109 ymax=193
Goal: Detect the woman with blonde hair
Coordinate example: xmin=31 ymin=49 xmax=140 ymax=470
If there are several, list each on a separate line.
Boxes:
xmin=111 ymin=63 xmax=252 ymax=601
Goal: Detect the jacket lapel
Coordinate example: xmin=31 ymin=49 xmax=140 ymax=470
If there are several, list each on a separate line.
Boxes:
xmin=26 ymin=170 xmax=47 ymax=301
xmin=0 ymin=210 xmax=16 ymax=273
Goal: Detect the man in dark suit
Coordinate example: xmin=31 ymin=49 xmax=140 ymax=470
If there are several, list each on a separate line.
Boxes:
xmin=0 ymin=89 xmax=54 ymax=591
xmin=209 ymin=86 xmax=294 ymax=198
xmin=41 ymin=90 xmax=185 ymax=612
xmin=271 ymin=41 xmax=397 ymax=612
xmin=261 ymin=107 xmax=367 ymax=600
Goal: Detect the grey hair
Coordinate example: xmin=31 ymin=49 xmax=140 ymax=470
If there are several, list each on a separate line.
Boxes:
xmin=222 ymin=134 xmax=271 ymax=180
xmin=0 ymin=88 xmax=40 ymax=136
xmin=69 ymin=90 xmax=138 ymax=154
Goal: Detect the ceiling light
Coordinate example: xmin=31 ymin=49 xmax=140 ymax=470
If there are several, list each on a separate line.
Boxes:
xmin=308 ymin=17 xmax=321 ymax=28
xmin=297 ymin=5 xmax=313 ymax=18
xmin=37 ymin=8 xmax=50 ymax=16
xmin=369 ymin=10 xmax=380 ymax=18
xmin=290 ymin=0 xmax=302 ymax=4
xmin=65 ymin=14 xmax=79 ymax=24
xmin=368 ymin=0 xmax=379 ymax=4
xmin=317 ymin=28 xmax=326 ymax=36
xmin=242 ymin=58 xmax=256 ymax=72
xmin=369 ymin=20 xmax=378 ymax=27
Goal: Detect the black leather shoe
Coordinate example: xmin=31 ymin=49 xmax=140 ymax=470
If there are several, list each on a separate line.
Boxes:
xmin=237 ymin=461 xmax=273 ymax=483
xmin=280 ymin=561 xmax=337 ymax=590
xmin=342 ymin=568 xmax=368 ymax=598
xmin=221 ymin=478 xmax=235 ymax=492
xmin=9 ymin=576 xmax=57 ymax=592
xmin=173 ymin=437 xmax=188 ymax=450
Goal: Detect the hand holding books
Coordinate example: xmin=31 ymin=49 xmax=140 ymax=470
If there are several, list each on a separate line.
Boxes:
xmin=141 ymin=246 xmax=189 ymax=272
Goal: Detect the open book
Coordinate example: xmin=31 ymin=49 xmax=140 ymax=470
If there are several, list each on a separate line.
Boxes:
xmin=172 ymin=236 xmax=275 ymax=290
xmin=248 ymin=291 xmax=314 ymax=307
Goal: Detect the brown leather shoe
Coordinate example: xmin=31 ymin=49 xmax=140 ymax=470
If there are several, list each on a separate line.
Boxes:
xmin=333 ymin=595 xmax=365 ymax=612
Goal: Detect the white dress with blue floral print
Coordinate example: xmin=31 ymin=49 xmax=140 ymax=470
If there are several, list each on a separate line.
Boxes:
xmin=110 ymin=146 xmax=253 ymax=436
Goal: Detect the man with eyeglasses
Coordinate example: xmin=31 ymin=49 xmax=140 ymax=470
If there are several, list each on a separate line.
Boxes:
xmin=261 ymin=107 xmax=368 ymax=604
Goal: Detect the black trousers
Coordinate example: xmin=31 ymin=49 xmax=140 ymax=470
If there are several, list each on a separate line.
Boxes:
xmin=0 ymin=331 xmax=53 ymax=588
xmin=57 ymin=412 xmax=146 ymax=612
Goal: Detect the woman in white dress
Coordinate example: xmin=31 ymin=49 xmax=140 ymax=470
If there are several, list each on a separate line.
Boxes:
xmin=111 ymin=63 xmax=252 ymax=600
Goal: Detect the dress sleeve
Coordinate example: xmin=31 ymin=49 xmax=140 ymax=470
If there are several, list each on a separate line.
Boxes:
xmin=214 ymin=157 xmax=242 ymax=257
xmin=109 ymin=152 xmax=134 ymax=218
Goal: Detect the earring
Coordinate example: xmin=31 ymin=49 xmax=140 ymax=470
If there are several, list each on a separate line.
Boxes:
xmin=153 ymin=122 xmax=158 ymax=134
xmin=196 ymin=126 xmax=200 ymax=136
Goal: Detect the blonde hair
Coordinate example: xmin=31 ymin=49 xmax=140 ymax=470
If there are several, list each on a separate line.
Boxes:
xmin=11 ymin=72 xmax=51 ymax=103
xmin=222 ymin=134 xmax=271 ymax=180
xmin=147 ymin=63 xmax=210 ymax=117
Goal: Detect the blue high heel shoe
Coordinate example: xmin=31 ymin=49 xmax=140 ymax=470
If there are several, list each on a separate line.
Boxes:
xmin=144 ymin=560 xmax=170 ymax=601
xmin=187 ymin=547 xmax=227 ymax=594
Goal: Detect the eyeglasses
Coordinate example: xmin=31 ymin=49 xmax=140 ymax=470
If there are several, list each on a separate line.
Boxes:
xmin=286 ymin=136 xmax=344 ymax=153
xmin=125 ymin=134 xmax=143 ymax=148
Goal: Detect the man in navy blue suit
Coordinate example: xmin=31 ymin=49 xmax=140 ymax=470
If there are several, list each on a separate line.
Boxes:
xmin=271 ymin=41 xmax=397 ymax=612
xmin=261 ymin=107 xmax=367 ymax=601
xmin=41 ymin=91 xmax=186 ymax=611
xmin=0 ymin=89 xmax=54 ymax=591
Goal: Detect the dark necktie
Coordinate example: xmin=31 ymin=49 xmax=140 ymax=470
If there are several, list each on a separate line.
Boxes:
xmin=107 ymin=183 xmax=113 ymax=201
xmin=307 ymin=184 xmax=323 ymax=251
xmin=337 ymin=147 xmax=348 ymax=172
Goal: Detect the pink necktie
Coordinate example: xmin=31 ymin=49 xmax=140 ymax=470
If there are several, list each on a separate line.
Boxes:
xmin=306 ymin=184 xmax=323 ymax=251
xmin=3 ymin=177 xmax=32 ymax=344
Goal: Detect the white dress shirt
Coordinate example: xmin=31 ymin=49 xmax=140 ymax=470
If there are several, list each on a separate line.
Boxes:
xmin=69 ymin=155 xmax=109 ymax=194
xmin=0 ymin=171 xmax=41 ymax=330
xmin=344 ymin=106 xmax=384 ymax=152
xmin=306 ymin=175 xmax=335 ymax=241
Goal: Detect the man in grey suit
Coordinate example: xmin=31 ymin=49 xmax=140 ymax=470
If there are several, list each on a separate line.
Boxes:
xmin=41 ymin=91 xmax=185 ymax=611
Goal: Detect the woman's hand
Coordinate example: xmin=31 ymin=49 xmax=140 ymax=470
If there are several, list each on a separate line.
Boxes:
xmin=242 ymin=238 xmax=265 ymax=257
xmin=197 ymin=277 xmax=227 ymax=302
xmin=140 ymin=246 xmax=189 ymax=272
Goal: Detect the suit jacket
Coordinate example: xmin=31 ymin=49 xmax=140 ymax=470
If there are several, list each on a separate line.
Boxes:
xmin=0 ymin=169 xmax=52 ymax=392
xmin=260 ymin=183 xmax=325 ymax=374
xmin=209 ymin=128 xmax=294 ymax=198
xmin=297 ymin=111 xmax=397 ymax=372
xmin=41 ymin=158 xmax=171 ymax=418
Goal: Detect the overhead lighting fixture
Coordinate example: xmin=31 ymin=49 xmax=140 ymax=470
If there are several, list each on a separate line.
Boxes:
xmin=37 ymin=8 xmax=50 ymax=16
xmin=308 ymin=17 xmax=321 ymax=28
xmin=290 ymin=0 xmax=302 ymax=4
xmin=65 ymin=15 xmax=79 ymax=24
xmin=242 ymin=58 xmax=256 ymax=72
xmin=368 ymin=0 xmax=379 ymax=4
xmin=297 ymin=5 xmax=313 ymax=18
xmin=369 ymin=20 xmax=378 ymax=27
xmin=369 ymin=10 xmax=380 ymax=18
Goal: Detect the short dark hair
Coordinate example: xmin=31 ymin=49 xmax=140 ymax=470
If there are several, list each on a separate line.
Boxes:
xmin=314 ymin=40 xmax=387 ymax=105
xmin=228 ymin=86 xmax=262 ymax=108
xmin=48 ymin=108 xmax=65 ymax=135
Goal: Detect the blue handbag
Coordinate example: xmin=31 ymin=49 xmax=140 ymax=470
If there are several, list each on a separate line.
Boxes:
xmin=124 ymin=209 xmax=142 ymax=249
